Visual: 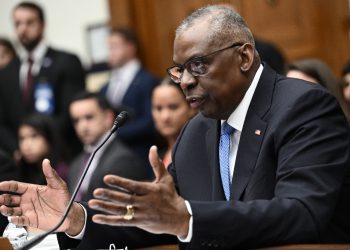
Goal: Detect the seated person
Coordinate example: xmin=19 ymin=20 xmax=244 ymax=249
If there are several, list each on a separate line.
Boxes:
xmin=152 ymin=77 xmax=197 ymax=167
xmin=287 ymin=58 xmax=350 ymax=122
xmin=16 ymin=114 xmax=68 ymax=184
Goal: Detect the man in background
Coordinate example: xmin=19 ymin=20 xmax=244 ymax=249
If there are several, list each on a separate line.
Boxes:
xmin=100 ymin=28 xmax=158 ymax=173
xmin=67 ymin=91 xmax=150 ymax=202
xmin=0 ymin=1 xmax=85 ymax=158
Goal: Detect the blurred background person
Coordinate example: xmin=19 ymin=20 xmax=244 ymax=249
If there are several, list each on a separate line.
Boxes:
xmin=341 ymin=61 xmax=350 ymax=110
xmin=0 ymin=38 xmax=16 ymax=69
xmin=16 ymin=114 xmax=68 ymax=184
xmin=287 ymin=58 xmax=350 ymax=122
xmin=100 ymin=27 xmax=158 ymax=172
xmin=255 ymin=39 xmax=286 ymax=75
xmin=0 ymin=1 xmax=85 ymax=159
xmin=152 ymin=77 xmax=197 ymax=167
xmin=68 ymin=91 xmax=150 ymax=202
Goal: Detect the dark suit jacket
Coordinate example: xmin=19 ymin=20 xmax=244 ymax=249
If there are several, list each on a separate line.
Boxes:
xmin=100 ymin=68 xmax=158 ymax=174
xmin=0 ymin=47 xmax=85 ymax=155
xmin=168 ymin=65 xmax=350 ymax=249
xmin=57 ymin=65 xmax=350 ymax=249
xmin=68 ymin=137 xmax=151 ymax=202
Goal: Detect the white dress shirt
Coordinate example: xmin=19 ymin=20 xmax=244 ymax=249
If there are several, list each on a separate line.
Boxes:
xmin=19 ymin=39 xmax=48 ymax=89
xmin=106 ymin=59 xmax=141 ymax=108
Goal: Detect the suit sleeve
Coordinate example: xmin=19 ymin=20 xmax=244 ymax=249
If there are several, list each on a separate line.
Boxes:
xmin=57 ymin=204 xmax=176 ymax=250
xmin=182 ymin=89 xmax=350 ymax=249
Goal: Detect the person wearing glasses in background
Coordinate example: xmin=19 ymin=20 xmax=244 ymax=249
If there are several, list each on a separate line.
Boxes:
xmin=1 ymin=5 xmax=350 ymax=250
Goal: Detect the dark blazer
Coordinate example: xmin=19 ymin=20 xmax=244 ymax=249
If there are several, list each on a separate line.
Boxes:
xmin=169 ymin=65 xmax=350 ymax=249
xmin=57 ymin=65 xmax=350 ymax=249
xmin=0 ymin=47 xmax=85 ymax=155
xmin=68 ymin=137 xmax=151 ymax=201
xmin=100 ymin=68 xmax=158 ymax=174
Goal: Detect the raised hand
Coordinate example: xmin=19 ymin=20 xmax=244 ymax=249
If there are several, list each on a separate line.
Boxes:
xmin=88 ymin=145 xmax=190 ymax=237
xmin=0 ymin=159 xmax=80 ymax=233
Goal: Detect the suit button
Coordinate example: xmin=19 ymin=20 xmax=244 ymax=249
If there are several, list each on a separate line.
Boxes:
xmin=200 ymin=239 xmax=206 ymax=246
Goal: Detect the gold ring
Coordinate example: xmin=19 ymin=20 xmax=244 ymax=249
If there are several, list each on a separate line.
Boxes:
xmin=123 ymin=205 xmax=134 ymax=220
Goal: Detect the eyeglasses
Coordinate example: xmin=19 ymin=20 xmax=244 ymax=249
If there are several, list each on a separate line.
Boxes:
xmin=167 ymin=42 xmax=243 ymax=84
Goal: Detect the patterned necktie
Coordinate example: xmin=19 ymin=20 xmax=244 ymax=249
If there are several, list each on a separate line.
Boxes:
xmin=23 ymin=57 xmax=34 ymax=103
xmin=219 ymin=122 xmax=234 ymax=200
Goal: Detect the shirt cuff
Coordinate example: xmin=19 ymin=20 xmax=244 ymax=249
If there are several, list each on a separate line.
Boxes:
xmin=177 ymin=200 xmax=193 ymax=242
xmin=65 ymin=203 xmax=87 ymax=240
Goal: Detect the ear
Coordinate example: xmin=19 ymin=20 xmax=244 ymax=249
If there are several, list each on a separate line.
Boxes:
xmin=238 ymin=43 xmax=255 ymax=72
xmin=105 ymin=110 xmax=116 ymax=127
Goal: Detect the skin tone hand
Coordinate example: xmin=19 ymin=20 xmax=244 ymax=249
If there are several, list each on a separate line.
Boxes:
xmin=0 ymin=159 xmax=85 ymax=235
xmin=88 ymin=145 xmax=190 ymax=238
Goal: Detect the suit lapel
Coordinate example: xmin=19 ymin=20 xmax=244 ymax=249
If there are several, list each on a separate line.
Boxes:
xmin=230 ymin=65 xmax=276 ymax=200
xmin=231 ymin=114 xmax=267 ymax=200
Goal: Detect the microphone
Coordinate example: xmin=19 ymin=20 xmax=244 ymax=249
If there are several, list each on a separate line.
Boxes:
xmin=18 ymin=111 xmax=129 ymax=250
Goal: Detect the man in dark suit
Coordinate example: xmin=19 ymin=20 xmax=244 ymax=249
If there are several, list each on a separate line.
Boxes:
xmin=67 ymin=91 xmax=150 ymax=202
xmin=100 ymin=28 xmax=158 ymax=173
xmin=0 ymin=2 xmax=85 ymax=157
xmin=0 ymin=5 xmax=349 ymax=250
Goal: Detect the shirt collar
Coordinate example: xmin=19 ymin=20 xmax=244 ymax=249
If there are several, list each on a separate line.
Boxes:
xmin=19 ymin=39 xmax=48 ymax=62
xmin=111 ymin=59 xmax=141 ymax=80
xmin=84 ymin=132 xmax=115 ymax=154
xmin=225 ymin=64 xmax=264 ymax=132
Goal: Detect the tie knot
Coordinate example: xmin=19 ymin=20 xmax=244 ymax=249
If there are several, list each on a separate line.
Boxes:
xmin=221 ymin=122 xmax=234 ymax=135
xmin=28 ymin=57 xmax=34 ymax=64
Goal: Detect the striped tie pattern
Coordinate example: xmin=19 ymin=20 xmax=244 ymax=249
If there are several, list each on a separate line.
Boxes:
xmin=219 ymin=122 xmax=234 ymax=200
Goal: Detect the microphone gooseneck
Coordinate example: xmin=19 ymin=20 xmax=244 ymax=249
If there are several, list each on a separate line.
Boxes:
xmin=18 ymin=111 xmax=128 ymax=250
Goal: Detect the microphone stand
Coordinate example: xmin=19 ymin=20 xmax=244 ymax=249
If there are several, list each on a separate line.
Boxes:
xmin=18 ymin=111 xmax=128 ymax=250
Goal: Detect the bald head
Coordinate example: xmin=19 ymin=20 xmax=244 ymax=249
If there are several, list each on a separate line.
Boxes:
xmin=176 ymin=5 xmax=255 ymax=47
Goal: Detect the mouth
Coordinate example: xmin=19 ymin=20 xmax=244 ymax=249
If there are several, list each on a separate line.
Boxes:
xmin=186 ymin=96 xmax=206 ymax=109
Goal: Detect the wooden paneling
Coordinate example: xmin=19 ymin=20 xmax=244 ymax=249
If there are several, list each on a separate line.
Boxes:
xmin=108 ymin=0 xmax=350 ymax=76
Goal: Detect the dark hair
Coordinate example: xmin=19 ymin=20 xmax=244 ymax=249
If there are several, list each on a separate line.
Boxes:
xmin=341 ymin=61 xmax=350 ymax=77
xmin=154 ymin=76 xmax=186 ymax=100
xmin=19 ymin=114 xmax=62 ymax=165
xmin=14 ymin=1 xmax=45 ymax=23
xmin=0 ymin=38 xmax=16 ymax=56
xmin=110 ymin=27 xmax=139 ymax=49
xmin=69 ymin=91 xmax=113 ymax=111
xmin=287 ymin=59 xmax=337 ymax=91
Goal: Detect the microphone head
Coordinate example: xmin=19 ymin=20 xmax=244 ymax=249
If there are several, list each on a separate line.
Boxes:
xmin=111 ymin=111 xmax=128 ymax=133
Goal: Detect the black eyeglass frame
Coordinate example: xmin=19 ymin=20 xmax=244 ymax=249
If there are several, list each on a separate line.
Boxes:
xmin=167 ymin=42 xmax=244 ymax=84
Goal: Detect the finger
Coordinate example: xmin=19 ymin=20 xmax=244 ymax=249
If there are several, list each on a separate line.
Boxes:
xmin=149 ymin=145 xmax=166 ymax=182
xmin=0 ymin=180 xmax=29 ymax=194
xmin=0 ymin=194 xmax=21 ymax=206
xmin=92 ymin=188 xmax=134 ymax=204
xmin=8 ymin=215 xmax=31 ymax=227
xmin=103 ymin=175 xmax=151 ymax=195
xmin=42 ymin=159 xmax=66 ymax=189
xmin=92 ymin=214 xmax=134 ymax=226
xmin=88 ymin=199 xmax=128 ymax=215
xmin=0 ymin=205 xmax=23 ymax=217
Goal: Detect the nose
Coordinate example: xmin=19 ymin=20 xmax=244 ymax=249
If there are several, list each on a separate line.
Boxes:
xmin=160 ymin=109 xmax=171 ymax=121
xmin=180 ymin=69 xmax=197 ymax=91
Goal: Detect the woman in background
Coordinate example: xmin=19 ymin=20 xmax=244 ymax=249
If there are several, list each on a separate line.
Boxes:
xmin=151 ymin=77 xmax=197 ymax=167
xmin=286 ymin=58 xmax=350 ymax=122
xmin=16 ymin=114 xmax=68 ymax=184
